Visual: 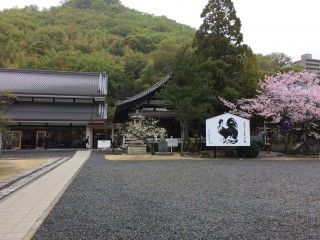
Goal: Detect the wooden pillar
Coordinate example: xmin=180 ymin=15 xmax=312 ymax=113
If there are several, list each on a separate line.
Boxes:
xmin=111 ymin=127 xmax=115 ymax=139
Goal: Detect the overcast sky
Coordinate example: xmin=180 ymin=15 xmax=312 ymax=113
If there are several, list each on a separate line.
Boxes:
xmin=0 ymin=0 xmax=319 ymax=61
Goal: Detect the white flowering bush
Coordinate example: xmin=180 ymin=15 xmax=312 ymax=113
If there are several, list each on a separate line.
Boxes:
xmin=120 ymin=118 xmax=166 ymax=143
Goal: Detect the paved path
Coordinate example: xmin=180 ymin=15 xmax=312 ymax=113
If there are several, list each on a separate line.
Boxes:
xmin=0 ymin=157 xmax=71 ymax=200
xmin=0 ymin=150 xmax=91 ymax=240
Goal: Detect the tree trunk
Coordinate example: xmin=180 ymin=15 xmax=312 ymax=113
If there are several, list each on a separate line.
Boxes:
xmin=283 ymin=132 xmax=294 ymax=153
xmin=0 ymin=130 xmax=2 ymax=159
xmin=180 ymin=120 xmax=190 ymax=153
xmin=142 ymin=137 xmax=152 ymax=153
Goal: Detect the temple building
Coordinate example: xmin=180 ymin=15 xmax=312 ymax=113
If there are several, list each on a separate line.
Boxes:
xmin=0 ymin=68 xmax=109 ymax=149
xmin=113 ymin=74 xmax=180 ymax=138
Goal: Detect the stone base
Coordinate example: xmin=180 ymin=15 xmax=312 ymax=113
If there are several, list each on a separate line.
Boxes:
xmin=154 ymin=152 xmax=173 ymax=156
xmin=128 ymin=145 xmax=147 ymax=155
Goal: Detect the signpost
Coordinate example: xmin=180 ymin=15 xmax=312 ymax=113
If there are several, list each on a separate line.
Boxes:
xmin=166 ymin=136 xmax=178 ymax=153
xmin=98 ymin=140 xmax=111 ymax=149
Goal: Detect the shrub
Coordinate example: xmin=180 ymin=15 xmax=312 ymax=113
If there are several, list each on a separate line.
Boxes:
xmin=219 ymin=146 xmax=237 ymax=156
xmin=236 ymin=142 xmax=260 ymax=158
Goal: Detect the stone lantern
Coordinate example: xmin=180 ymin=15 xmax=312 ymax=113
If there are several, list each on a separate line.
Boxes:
xmin=127 ymin=110 xmax=147 ymax=155
xmin=131 ymin=110 xmax=144 ymax=125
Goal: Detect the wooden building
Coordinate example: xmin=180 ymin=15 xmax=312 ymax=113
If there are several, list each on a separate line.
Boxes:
xmin=0 ymin=68 xmax=110 ymax=149
xmin=113 ymin=75 xmax=180 ymax=138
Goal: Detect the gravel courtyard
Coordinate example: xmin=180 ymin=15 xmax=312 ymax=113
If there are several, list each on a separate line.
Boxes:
xmin=33 ymin=152 xmax=320 ymax=239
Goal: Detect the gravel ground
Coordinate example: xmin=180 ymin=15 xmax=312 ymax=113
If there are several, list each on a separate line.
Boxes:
xmin=33 ymin=152 xmax=320 ymax=239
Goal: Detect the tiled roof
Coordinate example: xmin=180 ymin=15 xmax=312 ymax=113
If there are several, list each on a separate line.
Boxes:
xmin=118 ymin=74 xmax=170 ymax=106
xmin=0 ymin=69 xmax=107 ymax=97
xmin=113 ymin=74 xmax=171 ymax=122
xmin=7 ymin=102 xmax=106 ymax=122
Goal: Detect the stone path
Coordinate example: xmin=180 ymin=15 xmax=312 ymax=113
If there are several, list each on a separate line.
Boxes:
xmin=0 ymin=150 xmax=91 ymax=240
xmin=0 ymin=157 xmax=70 ymax=200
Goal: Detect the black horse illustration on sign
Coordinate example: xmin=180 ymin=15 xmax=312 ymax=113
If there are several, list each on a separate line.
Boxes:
xmin=217 ymin=118 xmax=238 ymax=144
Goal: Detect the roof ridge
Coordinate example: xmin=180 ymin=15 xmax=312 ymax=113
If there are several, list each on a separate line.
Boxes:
xmin=120 ymin=74 xmax=170 ymax=105
xmin=0 ymin=68 xmax=105 ymax=76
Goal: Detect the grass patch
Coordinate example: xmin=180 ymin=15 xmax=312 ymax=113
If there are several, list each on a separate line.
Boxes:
xmin=0 ymin=158 xmax=50 ymax=183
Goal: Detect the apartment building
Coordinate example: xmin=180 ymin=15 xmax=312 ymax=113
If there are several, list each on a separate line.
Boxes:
xmin=300 ymin=53 xmax=320 ymax=77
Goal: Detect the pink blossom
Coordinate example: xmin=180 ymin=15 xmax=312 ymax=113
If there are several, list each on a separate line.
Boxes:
xmin=220 ymin=71 xmax=320 ymax=138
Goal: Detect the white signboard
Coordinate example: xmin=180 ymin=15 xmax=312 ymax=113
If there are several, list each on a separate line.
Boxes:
xmin=165 ymin=138 xmax=179 ymax=147
xmin=98 ymin=140 xmax=111 ymax=149
xmin=206 ymin=113 xmax=250 ymax=146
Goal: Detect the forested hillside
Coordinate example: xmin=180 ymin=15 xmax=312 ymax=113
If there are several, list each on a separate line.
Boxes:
xmin=0 ymin=0 xmax=195 ymax=112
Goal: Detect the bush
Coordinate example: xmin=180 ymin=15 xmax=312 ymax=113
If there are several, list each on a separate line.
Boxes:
xmin=236 ymin=142 xmax=260 ymax=158
xmin=219 ymin=146 xmax=237 ymax=156
xmin=200 ymin=142 xmax=216 ymax=151
xmin=290 ymin=139 xmax=320 ymax=155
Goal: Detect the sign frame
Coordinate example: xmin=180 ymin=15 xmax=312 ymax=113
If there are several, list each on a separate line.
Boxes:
xmin=98 ymin=140 xmax=111 ymax=149
xmin=206 ymin=113 xmax=250 ymax=147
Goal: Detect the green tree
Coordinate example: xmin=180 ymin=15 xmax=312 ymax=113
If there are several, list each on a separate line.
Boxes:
xmin=151 ymin=38 xmax=181 ymax=74
xmin=0 ymin=91 xmax=17 ymax=150
xmin=196 ymin=0 xmax=243 ymax=46
xmin=256 ymin=52 xmax=304 ymax=77
xmin=160 ymin=45 xmax=211 ymax=152
xmin=109 ymin=37 xmax=124 ymax=56
xmin=123 ymin=34 xmax=156 ymax=54
xmin=193 ymin=0 xmax=257 ymax=111
xmin=65 ymin=0 xmax=121 ymax=9
xmin=123 ymin=49 xmax=148 ymax=82
xmin=236 ymin=50 xmax=260 ymax=98
xmin=267 ymin=52 xmax=292 ymax=67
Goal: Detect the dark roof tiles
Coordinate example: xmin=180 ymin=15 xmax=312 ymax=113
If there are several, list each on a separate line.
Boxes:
xmin=0 ymin=69 xmax=107 ymax=97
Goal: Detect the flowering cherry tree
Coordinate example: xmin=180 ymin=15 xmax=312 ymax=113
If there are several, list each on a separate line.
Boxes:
xmin=220 ymin=71 xmax=320 ymax=151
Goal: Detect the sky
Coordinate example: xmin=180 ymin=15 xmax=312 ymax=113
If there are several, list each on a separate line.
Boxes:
xmin=0 ymin=0 xmax=319 ymax=61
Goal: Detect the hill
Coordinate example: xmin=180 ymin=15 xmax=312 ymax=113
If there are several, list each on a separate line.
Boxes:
xmin=0 ymin=0 xmax=196 ymax=112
